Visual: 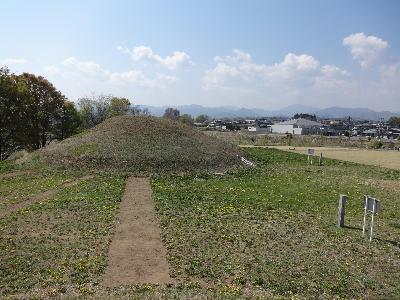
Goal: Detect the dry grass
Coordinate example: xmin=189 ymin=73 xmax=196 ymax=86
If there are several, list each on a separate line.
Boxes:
xmin=243 ymin=146 xmax=400 ymax=170
xmin=38 ymin=115 xmax=243 ymax=174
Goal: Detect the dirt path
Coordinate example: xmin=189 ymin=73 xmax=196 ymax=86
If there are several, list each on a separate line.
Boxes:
xmin=102 ymin=177 xmax=172 ymax=287
xmin=0 ymin=175 xmax=94 ymax=218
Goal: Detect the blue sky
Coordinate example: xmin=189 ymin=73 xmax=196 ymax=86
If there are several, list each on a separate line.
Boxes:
xmin=1 ymin=0 xmax=399 ymax=111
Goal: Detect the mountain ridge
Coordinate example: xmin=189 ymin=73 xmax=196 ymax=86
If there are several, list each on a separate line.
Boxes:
xmin=138 ymin=104 xmax=399 ymax=120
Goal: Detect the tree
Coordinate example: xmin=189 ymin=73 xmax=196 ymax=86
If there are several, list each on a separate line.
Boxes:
xmin=1 ymin=69 xmax=83 ymax=159
xmin=17 ymin=73 xmax=65 ymax=149
xmin=78 ymin=94 xmax=138 ymax=129
xmin=388 ymin=116 xmax=400 ymax=127
xmin=293 ymin=113 xmax=317 ymax=121
xmin=195 ymin=114 xmax=209 ymax=123
xmin=0 ymin=67 xmax=23 ymax=159
xmin=163 ymin=107 xmax=180 ymax=120
xmin=109 ymin=97 xmax=131 ymax=117
xmin=179 ymin=114 xmax=194 ymax=125
xmin=53 ymin=101 xmax=82 ymax=140
xmin=78 ymin=94 xmax=112 ymax=129
xmin=131 ymin=105 xmax=151 ymax=116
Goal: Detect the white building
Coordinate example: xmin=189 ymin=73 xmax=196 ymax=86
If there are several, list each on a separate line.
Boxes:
xmin=271 ymin=118 xmax=323 ymax=135
xmin=248 ymin=126 xmax=271 ymax=133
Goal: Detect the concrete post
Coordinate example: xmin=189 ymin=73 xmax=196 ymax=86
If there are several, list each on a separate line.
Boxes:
xmin=337 ymin=194 xmax=347 ymax=228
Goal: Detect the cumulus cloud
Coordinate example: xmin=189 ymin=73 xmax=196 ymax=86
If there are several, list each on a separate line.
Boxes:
xmin=44 ymin=57 xmax=178 ymax=89
xmin=203 ymin=50 xmax=326 ymax=89
xmin=1 ymin=58 xmax=27 ymax=66
xmin=62 ymin=57 xmax=109 ymax=77
xmin=117 ymin=45 xmax=191 ymax=70
xmin=202 ymin=49 xmax=357 ymax=108
xmin=343 ymin=32 xmax=388 ymax=68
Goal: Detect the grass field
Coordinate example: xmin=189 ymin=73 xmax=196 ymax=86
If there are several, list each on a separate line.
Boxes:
xmin=205 ymin=130 xmax=400 ymax=149
xmin=243 ymin=145 xmax=400 ymax=170
xmin=0 ymin=148 xmax=399 ymax=299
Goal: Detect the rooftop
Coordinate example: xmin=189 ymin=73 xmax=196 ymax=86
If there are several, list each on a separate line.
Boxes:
xmin=275 ymin=118 xmax=323 ymax=127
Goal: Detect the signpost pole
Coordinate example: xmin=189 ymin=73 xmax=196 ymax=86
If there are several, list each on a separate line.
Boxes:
xmin=362 ymin=196 xmax=368 ymax=237
xmin=369 ymin=199 xmax=376 ymax=242
xmin=337 ymin=194 xmax=347 ymax=228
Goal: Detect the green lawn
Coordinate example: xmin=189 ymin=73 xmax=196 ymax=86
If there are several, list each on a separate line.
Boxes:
xmin=0 ymin=149 xmax=399 ymax=299
xmin=152 ymin=148 xmax=400 ymax=299
xmin=0 ymin=165 xmax=127 ymax=297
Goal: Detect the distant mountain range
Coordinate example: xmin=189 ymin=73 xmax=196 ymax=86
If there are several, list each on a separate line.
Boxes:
xmin=138 ymin=104 xmax=399 ymax=120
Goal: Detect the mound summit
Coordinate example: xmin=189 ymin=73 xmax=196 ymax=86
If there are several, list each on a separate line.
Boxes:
xmin=41 ymin=115 xmax=243 ymax=173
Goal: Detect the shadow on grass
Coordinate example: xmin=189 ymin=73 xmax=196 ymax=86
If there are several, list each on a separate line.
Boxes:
xmin=375 ymin=238 xmax=400 ymax=248
xmin=343 ymin=225 xmax=362 ymax=231
xmin=343 ymin=225 xmax=399 ymax=248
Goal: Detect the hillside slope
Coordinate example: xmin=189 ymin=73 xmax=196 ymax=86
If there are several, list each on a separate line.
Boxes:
xmin=40 ymin=115 xmax=242 ymax=173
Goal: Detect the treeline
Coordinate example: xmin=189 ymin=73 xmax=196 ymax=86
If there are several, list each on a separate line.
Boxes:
xmin=0 ymin=67 xmax=81 ymax=160
xmin=162 ymin=107 xmax=209 ymax=125
xmin=0 ymin=67 xmax=147 ymax=160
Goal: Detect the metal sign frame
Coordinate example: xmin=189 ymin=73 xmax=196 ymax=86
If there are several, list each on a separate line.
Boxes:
xmin=362 ymin=195 xmax=380 ymax=241
xmin=307 ymin=148 xmax=314 ymax=165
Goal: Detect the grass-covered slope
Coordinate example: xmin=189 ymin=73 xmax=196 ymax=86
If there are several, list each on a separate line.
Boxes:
xmin=40 ymin=115 xmax=242 ymax=173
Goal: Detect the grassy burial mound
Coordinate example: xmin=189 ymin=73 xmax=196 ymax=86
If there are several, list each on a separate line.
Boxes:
xmin=40 ymin=115 xmax=242 ymax=173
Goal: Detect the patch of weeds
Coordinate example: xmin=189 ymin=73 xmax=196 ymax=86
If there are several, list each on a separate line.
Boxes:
xmin=72 ymin=143 xmax=98 ymax=156
xmin=0 ymin=160 xmax=17 ymax=173
xmin=151 ymin=147 xmax=400 ymax=299
xmin=0 ymin=172 xmax=126 ymax=297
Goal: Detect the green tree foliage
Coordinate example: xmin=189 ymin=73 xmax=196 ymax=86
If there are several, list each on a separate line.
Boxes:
xmin=163 ymin=107 xmax=180 ymax=120
xmin=109 ymin=97 xmax=131 ymax=117
xmin=78 ymin=94 xmax=140 ymax=129
xmin=0 ymin=69 xmax=81 ymax=159
xmin=17 ymin=73 xmax=66 ymax=149
xmin=179 ymin=114 xmax=194 ymax=125
xmin=388 ymin=116 xmax=400 ymax=127
xmin=0 ymin=67 xmax=23 ymax=159
xmin=195 ymin=114 xmax=209 ymax=123
xmin=293 ymin=113 xmax=317 ymax=121
xmin=54 ymin=101 xmax=82 ymax=140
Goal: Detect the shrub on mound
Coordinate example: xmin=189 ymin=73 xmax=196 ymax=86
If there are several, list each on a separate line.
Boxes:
xmin=40 ymin=115 xmax=243 ymax=173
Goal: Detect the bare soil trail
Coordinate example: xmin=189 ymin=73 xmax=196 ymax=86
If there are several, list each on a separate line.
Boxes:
xmin=0 ymin=175 xmax=94 ymax=218
xmin=102 ymin=177 xmax=172 ymax=287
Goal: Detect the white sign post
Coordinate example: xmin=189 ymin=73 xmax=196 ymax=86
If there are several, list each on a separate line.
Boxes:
xmin=362 ymin=195 xmax=380 ymax=241
xmin=307 ymin=148 xmax=314 ymax=165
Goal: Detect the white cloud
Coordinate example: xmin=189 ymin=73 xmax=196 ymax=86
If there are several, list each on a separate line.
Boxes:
xmin=343 ymin=32 xmax=388 ymax=68
xmin=376 ymin=63 xmax=400 ymax=97
xmin=1 ymin=58 xmax=27 ymax=66
xmin=203 ymin=50 xmax=323 ymax=89
xmin=43 ymin=65 xmax=61 ymax=75
xmin=117 ymin=45 xmax=192 ymax=70
xmin=313 ymin=65 xmax=351 ymax=91
xmin=109 ymin=70 xmax=144 ymax=84
xmin=62 ymin=57 xmax=109 ymax=77
xmin=320 ymin=65 xmax=350 ymax=77
xmin=264 ymin=53 xmax=320 ymax=81
xmin=44 ymin=57 xmax=178 ymax=90
xmin=202 ymin=49 xmax=360 ymax=108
